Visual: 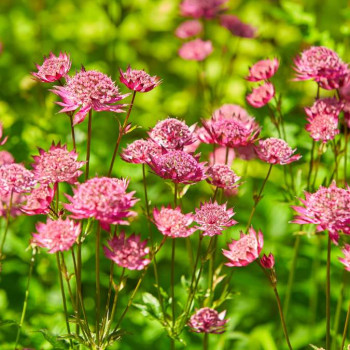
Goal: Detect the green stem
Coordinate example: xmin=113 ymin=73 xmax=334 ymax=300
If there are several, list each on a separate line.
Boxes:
xmin=203 ymin=333 xmax=209 ymax=350
xmin=340 ymin=298 xmax=350 ymax=350
xmin=307 ymin=140 xmax=315 ymax=191
xmin=326 ymin=235 xmax=331 ymax=350
xmin=85 ymin=110 xmax=92 ymax=180
xmin=95 ymin=224 xmax=101 ymax=346
xmin=171 ymin=239 xmax=176 ymax=329
xmin=56 ymin=182 xmax=59 ymax=213
xmin=207 ymin=236 xmax=217 ymax=306
xmin=69 ymin=114 xmax=76 ymax=151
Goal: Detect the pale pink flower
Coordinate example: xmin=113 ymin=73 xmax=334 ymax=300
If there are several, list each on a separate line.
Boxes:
xmin=32 ymin=52 xmax=71 ymax=83
xmin=31 ymin=143 xmax=84 ymax=185
xmin=260 ymin=253 xmax=275 ymax=269
xmin=0 ymin=123 xmax=8 ymax=146
xmin=104 ymin=232 xmax=150 ymax=270
xmin=180 ymin=0 xmax=228 ymax=19
xmin=188 ymin=308 xmax=228 ymax=334
xmin=121 ymin=139 xmax=162 ymax=164
xmin=0 ymin=163 xmax=35 ymax=195
xmin=292 ymin=181 xmax=350 ymax=243
xmin=235 ymin=144 xmax=256 ymax=160
xmin=209 ymin=146 xmax=235 ymax=166
xmin=246 ymin=58 xmax=279 ymax=82
xmin=0 ymin=192 xmax=25 ymax=218
xmin=246 ymin=82 xmax=275 ymax=108
xmin=194 ymin=201 xmax=237 ymax=236
xmin=21 ymin=185 xmax=55 ymax=216
xmin=339 ymin=244 xmax=350 ymax=271
xmin=175 ymin=20 xmax=203 ymax=39
xmin=119 ymin=66 xmax=161 ymax=92
xmin=212 ymin=104 xmax=251 ymax=121
xmin=32 ymin=218 xmax=80 ymax=253
xmin=222 ymin=227 xmax=264 ymax=267
xmin=0 ymin=151 xmax=14 ymax=166
xmin=179 ymin=39 xmax=213 ymax=61
xmin=153 ymin=206 xmax=196 ymax=238
xmin=206 ymin=164 xmax=240 ymax=189
xmin=64 ymin=177 xmax=138 ymax=227
xmin=220 ymin=15 xmax=257 ymax=38
xmin=51 ymin=68 xmax=128 ymax=125
xmin=148 ymin=150 xmax=207 ymax=184
xmin=256 ymin=138 xmax=301 ymax=165
xmin=293 ymin=46 xmax=348 ymax=90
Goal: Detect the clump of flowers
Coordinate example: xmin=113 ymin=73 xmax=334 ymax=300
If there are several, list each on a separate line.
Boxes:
xmin=121 ymin=139 xmax=162 ymax=164
xmin=180 ymin=0 xmax=228 ymax=19
xmin=188 ymin=308 xmax=228 ymax=334
xmin=206 ymin=164 xmax=240 ymax=189
xmin=104 ymin=232 xmax=150 ymax=270
xmin=246 ymin=82 xmax=275 ymax=108
xmin=339 ymin=244 xmax=350 ymax=271
xmin=175 ymin=20 xmax=203 ymax=39
xmin=178 ymin=39 xmax=213 ymax=61
xmin=246 ymin=58 xmax=279 ymax=82
xmin=21 ymin=185 xmax=55 ymax=216
xmin=220 ymin=14 xmax=257 ymax=38
xmin=119 ymin=66 xmax=161 ymax=92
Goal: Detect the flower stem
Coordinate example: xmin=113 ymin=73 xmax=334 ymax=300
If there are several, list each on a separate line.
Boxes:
xmin=326 ymin=235 xmax=332 ymax=350
xmin=85 ymin=110 xmax=92 ymax=180
xmin=344 ymin=123 xmax=349 ymax=184
xmin=340 ymin=297 xmax=350 ymax=350
xmin=0 ymin=191 xmax=13 ymax=264
xmin=95 ymin=224 xmax=101 ymax=346
xmin=171 ymin=239 xmax=176 ymax=328
xmin=307 ymin=140 xmax=315 ymax=191
xmin=69 ymin=114 xmax=76 ymax=151
xmin=203 ymin=333 xmax=209 ymax=350
xmin=207 ymin=236 xmax=217 ymax=305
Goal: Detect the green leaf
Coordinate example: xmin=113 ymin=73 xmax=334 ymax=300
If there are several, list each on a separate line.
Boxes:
xmin=35 ymin=329 xmax=70 ymax=349
xmin=0 ymin=319 xmax=18 ymax=327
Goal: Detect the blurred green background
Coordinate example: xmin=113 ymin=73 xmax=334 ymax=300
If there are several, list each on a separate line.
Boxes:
xmin=1 ymin=0 xmax=350 ymax=349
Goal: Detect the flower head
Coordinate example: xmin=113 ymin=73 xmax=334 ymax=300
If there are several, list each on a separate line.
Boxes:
xmin=222 ymin=227 xmax=264 ymax=267
xmin=121 ymin=139 xmax=162 ymax=164
xmin=32 ymin=218 xmax=80 ymax=253
xmin=246 ymin=82 xmax=275 ymax=108
xmin=212 ymin=104 xmax=251 ymax=121
xmin=0 ymin=151 xmax=14 ymax=166
xmin=220 ymin=15 xmax=257 ymax=38
xmin=256 ymin=138 xmax=301 ymax=165
xmin=32 ymin=52 xmax=71 ymax=83
xmin=104 ymin=232 xmax=150 ymax=270
xmin=260 ymin=253 xmax=275 ymax=269
xmin=21 ymin=185 xmax=55 ymax=216
xmin=246 ymin=58 xmax=279 ymax=82
xmin=188 ymin=308 xmax=228 ymax=334
xmin=179 ymin=39 xmax=213 ymax=61
xmin=194 ymin=201 xmax=237 ymax=236
xmin=119 ymin=66 xmax=161 ymax=92
xmin=206 ymin=164 xmax=240 ymax=190
xmin=339 ymin=244 xmax=350 ymax=271
xmin=180 ymin=0 xmax=228 ymax=19
xmin=0 ymin=163 xmax=35 ymax=195
xmin=51 ymin=68 xmax=128 ymax=125
xmin=153 ymin=206 xmax=195 ymax=238
xmin=175 ymin=20 xmax=203 ymax=39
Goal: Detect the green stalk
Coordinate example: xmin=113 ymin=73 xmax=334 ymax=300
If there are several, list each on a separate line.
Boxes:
xmin=340 ymin=298 xmax=350 ymax=350
xmin=85 ymin=110 xmax=92 ymax=180
xmin=203 ymin=333 xmax=209 ymax=350
xmin=69 ymin=114 xmax=76 ymax=151
xmin=95 ymin=224 xmax=101 ymax=346
xmin=326 ymin=235 xmax=332 ymax=350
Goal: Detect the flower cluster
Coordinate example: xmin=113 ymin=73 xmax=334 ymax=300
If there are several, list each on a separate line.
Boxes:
xmin=0 ymin=163 xmax=35 ymax=195
xmin=120 ymin=66 xmax=161 ymax=92
xmin=188 ymin=308 xmax=228 ymax=334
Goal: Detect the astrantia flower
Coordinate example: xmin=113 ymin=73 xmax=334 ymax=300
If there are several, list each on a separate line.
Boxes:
xmin=194 ymin=201 xmax=237 ymax=236
xmin=179 ymin=39 xmax=213 ymax=61
xmin=292 ymin=181 xmax=350 ymax=243
xmin=32 ymin=218 xmax=80 ymax=253
xmin=220 ymin=15 xmax=257 ymax=38
xmin=293 ymin=46 xmax=348 ymax=90
xmin=149 ymin=118 xmax=196 ymax=150
xmin=246 ymin=82 xmax=275 ymax=108
xmin=0 ymin=163 xmax=35 ymax=195
xmin=222 ymin=227 xmax=264 ymax=267
xmin=51 ymin=68 xmax=128 ymax=125
xmin=119 ymin=66 xmax=161 ymax=93
xmin=304 ymin=98 xmax=342 ymax=143
xmin=206 ymin=164 xmax=240 ymax=190
xmin=260 ymin=253 xmax=275 ymax=269
xmin=256 ymin=138 xmax=301 ymax=165
xmin=148 ymin=150 xmax=207 ymax=184
xmin=65 ymin=177 xmax=138 ymax=227
xmin=175 ymin=20 xmax=203 ymax=39
xmin=246 ymin=58 xmax=279 ymax=82
xmin=32 ymin=143 xmax=84 ymax=185
xmin=180 ymin=0 xmax=228 ymax=19
xmin=0 ymin=123 xmax=8 ymax=146
xmin=153 ymin=206 xmax=196 ymax=238
xmin=212 ymin=104 xmax=251 ymax=121
xmin=121 ymin=139 xmax=162 ymax=164
xmin=21 ymin=185 xmax=55 ymax=216
xmin=0 ymin=192 xmax=25 ymax=218
xmin=188 ymin=308 xmax=228 ymax=334
xmin=32 ymin=52 xmax=71 ymax=83
xmin=0 ymin=151 xmax=14 ymax=166
xmin=339 ymin=244 xmax=350 ymax=271
xmin=104 ymin=232 xmax=150 ymax=270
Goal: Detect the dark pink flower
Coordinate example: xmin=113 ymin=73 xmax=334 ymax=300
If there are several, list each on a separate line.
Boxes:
xmin=194 ymin=201 xmax=237 ymax=236
xmin=121 ymin=139 xmax=162 ymax=164
xmin=260 ymin=253 xmax=275 ymax=269
xmin=64 ymin=177 xmax=138 ymax=227
xmin=0 ymin=192 xmax=25 ymax=218
xmin=148 ymin=150 xmax=207 ymax=184
xmin=188 ymin=308 xmax=228 ymax=334
xmin=180 ymin=0 xmax=228 ymax=19
xmin=209 ymin=146 xmax=235 ymax=166
xmin=246 ymin=82 xmax=275 ymax=108
xmin=293 ymin=46 xmax=348 ymax=90
xmin=206 ymin=164 xmax=240 ymax=189
xmin=51 ymin=68 xmax=128 ymax=125
xmin=0 ymin=163 xmax=35 ymax=195
xmin=256 ymin=138 xmax=301 ymax=165
xmin=220 ymin=15 xmax=257 ymax=38
xmin=104 ymin=232 xmax=150 ymax=270
xmin=0 ymin=123 xmax=8 ymax=146
xmin=292 ymin=181 xmax=350 ymax=243
xmin=32 ymin=218 xmax=80 ymax=253
xmin=222 ymin=227 xmax=264 ymax=267
xmin=21 ymin=185 xmax=55 ymax=216
xmin=119 ymin=66 xmax=161 ymax=93
xmin=175 ymin=20 xmax=203 ymax=39
xmin=32 ymin=52 xmax=71 ymax=83
xmin=339 ymin=244 xmax=350 ymax=271
xmin=31 ymin=143 xmax=84 ymax=185
xmin=153 ymin=206 xmax=196 ymax=238
xmin=246 ymin=58 xmax=279 ymax=82
xmin=179 ymin=39 xmax=213 ymax=61
xmin=0 ymin=151 xmax=14 ymax=166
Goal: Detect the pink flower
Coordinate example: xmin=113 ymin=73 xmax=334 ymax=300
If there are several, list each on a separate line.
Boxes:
xmin=121 ymin=139 xmax=162 ymax=164
xmin=175 ymin=20 xmax=203 ymax=39
xmin=32 ymin=218 xmax=80 ymax=253
xmin=0 ymin=151 xmax=14 ymax=166
xmin=149 ymin=118 xmax=196 ymax=150
xmin=64 ymin=177 xmax=138 ymax=227
xmin=179 ymin=39 xmax=213 ymax=61
xmin=32 ymin=52 xmax=71 ymax=83
xmin=104 ymin=232 xmax=150 ymax=270
xmin=206 ymin=164 xmax=240 ymax=190
xmin=119 ymin=66 xmax=161 ymax=92
xmin=260 ymin=253 xmax=275 ymax=269
xmin=256 ymin=138 xmax=301 ymax=165
xmin=153 ymin=206 xmax=196 ymax=238
xmin=180 ymin=0 xmax=228 ymax=19
xmin=194 ymin=201 xmax=237 ymax=236
xmin=188 ymin=308 xmax=228 ymax=334
xmin=212 ymin=104 xmax=251 ymax=121
xmin=209 ymin=146 xmax=235 ymax=166
xmin=51 ymin=68 xmax=128 ymax=125
xmin=222 ymin=227 xmax=264 ymax=267
xmin=21 ymin=185 xmax=55 ymax=216
xmin=235 ymin=144 xmax=256 ymax=160
xmin=246 ymin=58 xmax=279 ymax=82
xmin=220 ymin=15 xmax=257 ymax=38
xmin=293 ymin=46 xmax=348 ymax=90
xmin=31 ymin=143 xmax=84 ymax=185
xmin=292 ymin=181 xmax=350 ymax=243
xmin=304 ymin=98 xmax=342 ymax=143
xmin=0 ymin=123 xmax=8 ymax=146
xmin=246 ymin=82 xmax=275 ymax=108
xmin=339 ymin=244 xmax=350 ymax=271
xmin=0 ymin=192 xmax=25 ymax=218
xmin=148 ymin=150 xmax=207 ymax=184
